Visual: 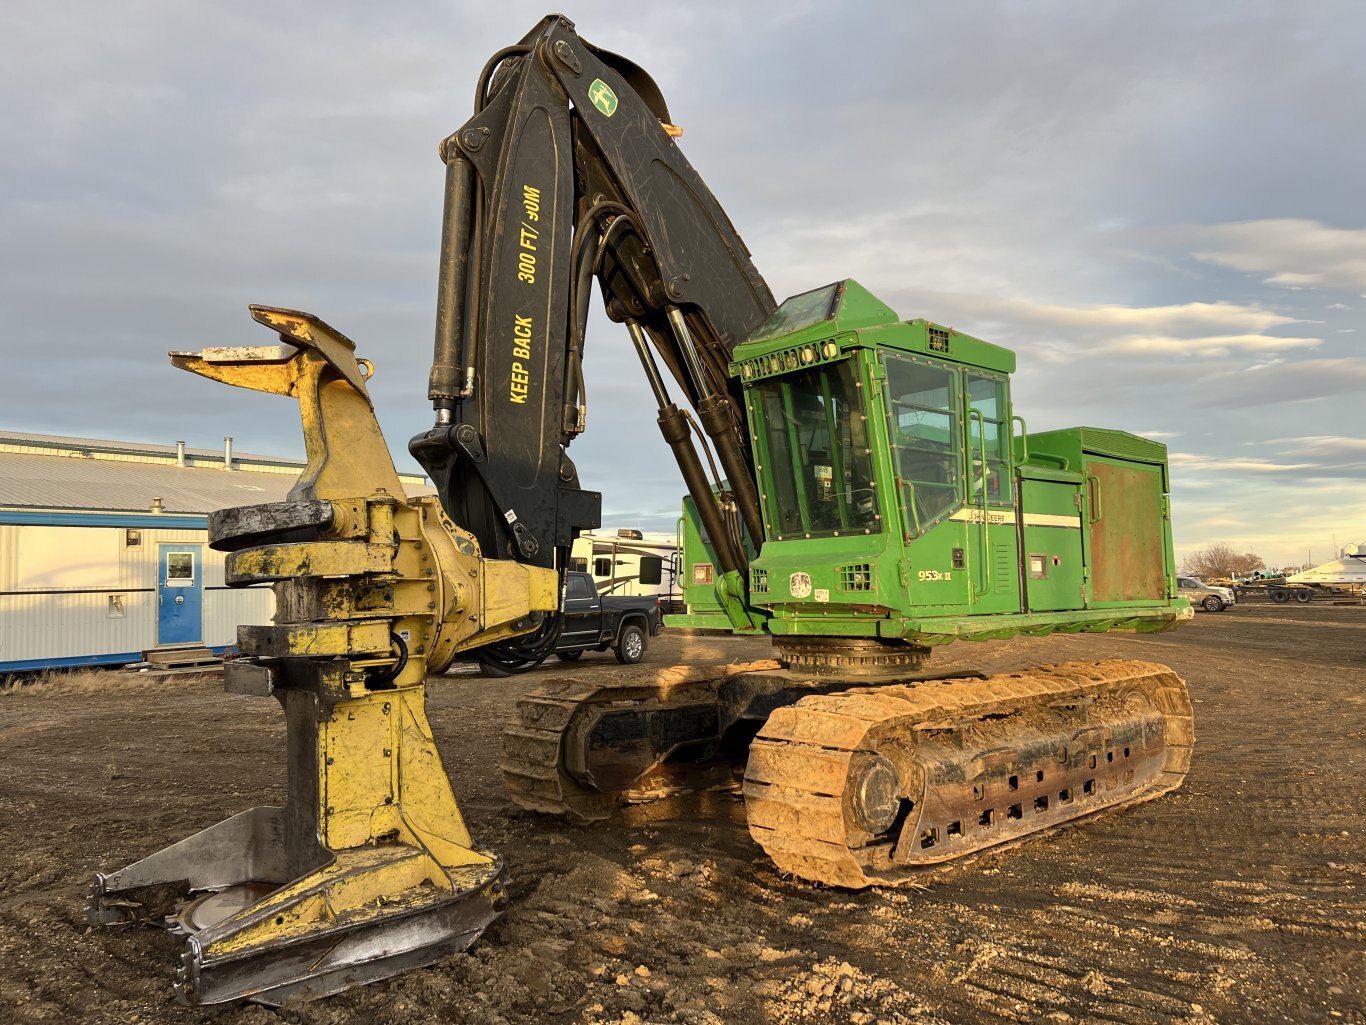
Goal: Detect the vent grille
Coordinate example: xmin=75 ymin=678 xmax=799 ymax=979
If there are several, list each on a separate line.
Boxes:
xmin=750 ymin=568 xmax=769 ymax=593
xmin=1077 ymin=428 xmax=1166 ymax=463
xmin=838 ymin=563 xmax=874 ymax=592
xmin=928 ymin=327 xmax=951 ymax=353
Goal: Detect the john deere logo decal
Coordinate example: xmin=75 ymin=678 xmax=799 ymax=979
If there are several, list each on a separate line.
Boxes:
xmin=588 ymin=79 xmax=618 ymax=117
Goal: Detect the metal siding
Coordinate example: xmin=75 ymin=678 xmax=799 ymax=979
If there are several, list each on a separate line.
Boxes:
xmin=0 ymin=590 xmax=158 ymax=663
xmin=0 ymin=524 xmax=16 ymax=591
xmin=0 ymin=523 xmax=271 ymax=666
xmin=0 ymin=432 xmax=428 ymax=488
xmin=13 ymin=526 xmax=127 ymax=589
xmin=0 ymin=431 xmax=304 ymax=473
xmin=206 ymin=586 xmax=274 ymax=647
xmin=0 ymin=452 xmax=300 ymax=513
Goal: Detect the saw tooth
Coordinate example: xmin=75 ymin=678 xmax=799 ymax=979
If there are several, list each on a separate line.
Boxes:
xmin=173 ymin=948 xmax=198 ymax=1005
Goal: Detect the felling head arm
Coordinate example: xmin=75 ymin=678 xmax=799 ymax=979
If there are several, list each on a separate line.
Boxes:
xmin=171 ymin=305 xmax=404 ymax=503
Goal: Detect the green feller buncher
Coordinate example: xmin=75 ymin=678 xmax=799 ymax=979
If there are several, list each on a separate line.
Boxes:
xmin=88 ymin=14 xmax=1194 ymax=1005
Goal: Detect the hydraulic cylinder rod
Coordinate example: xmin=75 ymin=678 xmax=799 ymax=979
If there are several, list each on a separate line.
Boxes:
xmin=429 ymin=139 xmax=475 ymax=421
xmin=629 ymin=320 xmax=743 ymax=574
xmin=665 ymin=307 xmax=766 ymax=548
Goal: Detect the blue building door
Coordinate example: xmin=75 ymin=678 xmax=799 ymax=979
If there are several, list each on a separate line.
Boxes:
xmin=157 ymin=544 xmax=204 ymax=646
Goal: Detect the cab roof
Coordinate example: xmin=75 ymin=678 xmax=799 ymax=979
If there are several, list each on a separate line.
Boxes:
xmin=733 ymin=279 xmax=1016 ymax=376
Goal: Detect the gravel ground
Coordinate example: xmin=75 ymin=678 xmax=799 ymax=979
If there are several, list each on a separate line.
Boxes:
xmin=1 ymin=600 xmax=1362 ymax=1024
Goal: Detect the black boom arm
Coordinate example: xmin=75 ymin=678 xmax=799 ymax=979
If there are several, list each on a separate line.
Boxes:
xmin=410 ymin=14 xmax=774 ymax=585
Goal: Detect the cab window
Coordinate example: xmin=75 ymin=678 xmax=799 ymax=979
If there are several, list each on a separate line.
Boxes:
xmin=884 ymin=354 xmax=960 ymax=535
xmin=966 ymin=373 xmax=1010 ymax=507
xmin=753 ymin=360 xmax=881 ymax=539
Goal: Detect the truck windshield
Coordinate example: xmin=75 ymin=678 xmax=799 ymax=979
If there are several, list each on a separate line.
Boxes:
xmin=753 ymin=360 xmax=880 ymax=539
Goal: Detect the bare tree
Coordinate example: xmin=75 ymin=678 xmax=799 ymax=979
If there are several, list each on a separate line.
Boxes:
xmin=1181 ymin=544 xmax=1266 ymax=580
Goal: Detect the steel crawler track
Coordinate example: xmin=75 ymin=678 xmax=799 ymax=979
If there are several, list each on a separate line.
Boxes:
xmin=501 ymin=659 xmax=1192 ymax=891
xmin=500 ymin=660 xmax=790 ymax=821
xmin=501 ymin=679 xmax=620 ymax=821
xmin=744 ymin=660 xmax=1193 ymax=887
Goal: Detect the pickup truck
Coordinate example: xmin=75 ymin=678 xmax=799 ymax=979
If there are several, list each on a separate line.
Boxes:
xmin=554 ymin=571 xmax=662 ymax=664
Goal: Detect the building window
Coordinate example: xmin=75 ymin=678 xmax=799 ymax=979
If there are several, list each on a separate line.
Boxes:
xmin=166 ymin=552 xmax=196 ymax=585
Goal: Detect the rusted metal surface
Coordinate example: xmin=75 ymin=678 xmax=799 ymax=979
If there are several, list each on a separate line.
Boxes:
xmin=1087 ymin=461 xmax=1167 ymax=604
xmin=743 ymin=659 xmax=1192 ymax=888
xmin=208 ymin=499 xmax=333 ymax=552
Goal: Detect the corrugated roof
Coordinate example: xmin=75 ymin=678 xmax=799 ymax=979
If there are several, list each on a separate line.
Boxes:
xmin=0 ymin=430 xmax=288 ymax=465
xmin=0 ymin=450 xmax=299 ymax=513
xmin=0 ymin=432 xmax=435 ymax=513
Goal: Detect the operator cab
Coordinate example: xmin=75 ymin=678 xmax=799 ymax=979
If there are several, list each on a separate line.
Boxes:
xmin=731 ymin=278 xmax=1015 ymax=549
xmin=675 ymin=277 xmax=1180 ymax=641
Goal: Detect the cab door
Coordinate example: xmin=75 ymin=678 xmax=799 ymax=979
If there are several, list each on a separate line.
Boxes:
xmin=884 ymin=353 xmax=971 ymax=610
xmin=961 ymin=371 xmax=1020 ymax=615
xmin=560 ymin=573 xmax=601 ymax=645
xmin=884 ymin=356 xmax=1019 ymax=614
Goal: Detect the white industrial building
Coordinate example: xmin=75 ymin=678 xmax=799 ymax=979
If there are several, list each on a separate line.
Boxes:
xmin=0 ymin=432 xmax=428 ymax=673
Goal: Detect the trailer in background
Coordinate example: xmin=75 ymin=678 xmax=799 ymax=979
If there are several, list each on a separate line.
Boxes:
xmin=1234 ymin=542 xmax=1366 ymax=604
xmin=0 ymin=511 xmax=272 ymax=672
xmin=0 ymin=430 xmax=432 ymax=673
xmin=569 ymin=528 xmax=682 ymax=613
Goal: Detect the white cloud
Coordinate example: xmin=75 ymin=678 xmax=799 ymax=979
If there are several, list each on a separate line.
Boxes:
xmin=1168 ymin=452 xmax=1318 ymax=473
xmin=1006 ymin=299 xmax=1299 ymax=335
xmin=1176 ymin=218 xmax=1366 ymax=291
xmin=1103 ymin=333 xmax=1320 ymax=356
xmin=1265 ymin=435 xmax=1366 ymax=459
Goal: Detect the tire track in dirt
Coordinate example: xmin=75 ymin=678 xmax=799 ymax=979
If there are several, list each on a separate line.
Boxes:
xmin=1 ymin=618 xmax=1363 ymax=1023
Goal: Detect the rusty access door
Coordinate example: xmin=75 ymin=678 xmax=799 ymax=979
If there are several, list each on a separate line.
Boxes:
xmin=1083 ymin=456 xmax=1169 ymax=607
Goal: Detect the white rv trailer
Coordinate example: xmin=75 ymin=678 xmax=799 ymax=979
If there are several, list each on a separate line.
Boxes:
xmin=0 ymin=432 xmax=430 ymax=673
xmin=569 ymin=528 xmax=681 ymax=611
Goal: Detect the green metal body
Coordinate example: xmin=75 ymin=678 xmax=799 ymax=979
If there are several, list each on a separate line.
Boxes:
xmin=672 ymin=279 xmax=1189 ymax=645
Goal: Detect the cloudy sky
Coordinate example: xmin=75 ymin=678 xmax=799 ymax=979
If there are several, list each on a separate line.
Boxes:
xmin=5 ymin=1 xmax=1363 ymax=569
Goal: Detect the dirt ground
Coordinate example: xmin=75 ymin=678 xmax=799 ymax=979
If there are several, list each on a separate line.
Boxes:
xmin=2 ymin=600 xmax=1363 ymax=1025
